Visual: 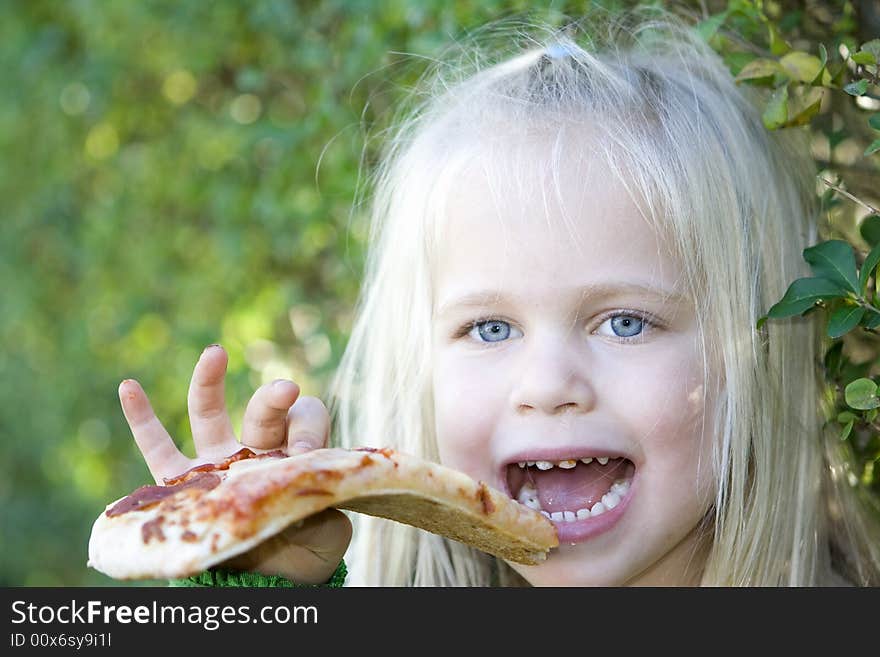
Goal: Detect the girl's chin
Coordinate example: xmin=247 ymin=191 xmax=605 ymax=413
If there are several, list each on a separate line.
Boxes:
xmin=510 ymin=557 xmax=625 ymax=587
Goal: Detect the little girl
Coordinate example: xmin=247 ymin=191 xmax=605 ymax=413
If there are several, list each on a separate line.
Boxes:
xmin=119 ymin=7 xmax=880 ymax=586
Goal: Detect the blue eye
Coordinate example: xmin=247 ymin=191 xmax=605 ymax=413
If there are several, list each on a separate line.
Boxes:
xmin=474 ymin=319 xmax=512 ymax=342
xmin=603 ymin=314 xmax=645 ymax=339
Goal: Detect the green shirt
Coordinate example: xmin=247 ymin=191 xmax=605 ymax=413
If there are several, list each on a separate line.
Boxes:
xmin=168 ymin=560 xmax=347 ymax=588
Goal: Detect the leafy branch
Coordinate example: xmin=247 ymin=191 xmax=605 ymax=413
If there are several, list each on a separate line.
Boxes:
xmin=703 ymin=1 xmax=880 ymax=490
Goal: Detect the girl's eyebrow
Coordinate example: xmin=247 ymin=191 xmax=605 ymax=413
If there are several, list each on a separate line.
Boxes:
xmin=435 ymin=282 xmax=687 ymax=317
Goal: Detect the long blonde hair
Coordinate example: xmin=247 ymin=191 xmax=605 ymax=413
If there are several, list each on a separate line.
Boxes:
xmin=326 ymin=5 xmax=880 ymax=585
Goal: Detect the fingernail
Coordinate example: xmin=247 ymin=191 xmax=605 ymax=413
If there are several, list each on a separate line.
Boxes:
xmin=202 ymin=343 xmax=221 ymax=354
xmin=272 ymin=379 xmax=297 ymax=392
xmin=119 ymin=379 xmax=138 ymax=400
xmin=292 ymin=440 xmax=315 ymax=452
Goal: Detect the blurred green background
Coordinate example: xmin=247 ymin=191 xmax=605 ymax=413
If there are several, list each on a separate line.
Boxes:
xmin=2 ymin=0 xmax=878 ymax=586
xmin=1 ymin=0 xmax=600 ymax=587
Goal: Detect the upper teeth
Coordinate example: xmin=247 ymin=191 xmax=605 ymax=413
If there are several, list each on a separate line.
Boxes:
xmin=517 ymin=456 xmax=616 ymax=469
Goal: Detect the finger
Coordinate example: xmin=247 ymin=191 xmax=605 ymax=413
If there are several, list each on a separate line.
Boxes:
xmin=285 ymin=395 xmax=331 ymax=455
xmin=187 ymin=345 xmax=238 ymax=458
xmin=222 ymin=510 xmax=352 ymax=584
xmin=241 ymin=379 xmax=301 ymax=450
xmin=119 ymin=379 xmax=190 ymax=483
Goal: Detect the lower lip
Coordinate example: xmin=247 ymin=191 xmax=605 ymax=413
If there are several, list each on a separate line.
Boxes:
xmin=547 ymin=476 xmax=637 ymax=544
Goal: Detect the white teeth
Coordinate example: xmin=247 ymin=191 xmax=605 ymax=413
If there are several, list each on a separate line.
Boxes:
xmin=601 ymin=492 xmax=621 ymax=509
xmin=611 ymin=479 xmax=630 ymax=496
xmin=525 ymin=475 xmax=632 ymax=522
xmin=515 ymin=456 xmax=620 ymax=470
xmin=514 ymin=462 xmax=633 ymax=522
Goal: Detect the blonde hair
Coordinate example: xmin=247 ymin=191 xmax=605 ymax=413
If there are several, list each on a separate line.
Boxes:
xmin=327 ymin=5 xmax=880 ymax=586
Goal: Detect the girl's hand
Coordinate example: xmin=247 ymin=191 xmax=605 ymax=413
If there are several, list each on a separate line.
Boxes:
xmin=117 ymin=344 xmax=351 ymax=585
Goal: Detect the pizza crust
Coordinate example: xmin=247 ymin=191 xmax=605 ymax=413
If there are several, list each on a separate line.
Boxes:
xmin=87 ymin=447 xmax=558 ymax=580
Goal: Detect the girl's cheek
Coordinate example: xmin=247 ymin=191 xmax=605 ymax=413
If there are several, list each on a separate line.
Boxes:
xmin=433 ymin=355 xmax=505 ymax=468
xmin=626 ymin=361 xmax=707 ymax=449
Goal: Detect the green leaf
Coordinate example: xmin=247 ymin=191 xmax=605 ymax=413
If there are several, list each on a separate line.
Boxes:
xmin=827 ymin=305 xmax=865 ymax=338
xmin=695 ymin=12 xmax=728 ymax=42
xmin=756 ymin=314 xmax=768 ymax=330
xmin=860 ymin=215 xmax=880 ymax=246
xmin=830 ymin=61 xmax=849 ymax=86
xmin=863 ymin=309 xmax=880 ymax=329
xmin=868 ymin=408 xmax=879 ymax=423
xmin=767 ymin=21 xmax=791 ymax=56
xmin=725 ymin=51 xmax=759 ymax=77
xmin=845 ymin=378 xmax=880 ymax=410
xmin=803 ymin=240 xmax=859 ymax=293
xmin=728 ymin=0 xmax=762 ymax=22
xmin=852 ymin=51 xmax=876 ymax=65
xmin=840 ymin=419 xmax=854 ymax=441
xmin=786 ymin=89 xmax=824 ymax=126
xmin=735 ymin=58 xmax=784 ymax=83
xmin=812 ymin=44 xmax=829 ymax=85
xmin=762 ymin=85 xmax=789 ymax=129
xmin=837 ymin=410 xmax=857 ymax=424
xmin=860 ymin=38 xmax=880 ymax=60
xmin=766 ymin=277 xmax=849 ymax=318
xmin=780 ymin=51 xmax=830 ymax=85
xmin=860 ymin=241 xmax=880 ymax=293
xmin=844 ymin=79 xmax=869 ymax=96
xmin=869 ymin=114 xmax=880 ymax=131
xmin=866 ymin=139 xmax=880 ymax=156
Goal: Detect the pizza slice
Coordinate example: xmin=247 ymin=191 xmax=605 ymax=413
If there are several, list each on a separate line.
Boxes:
xmin=87 ymin=446 xmax=559 ymax=580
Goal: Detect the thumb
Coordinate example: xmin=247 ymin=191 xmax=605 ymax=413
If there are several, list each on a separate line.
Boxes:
xmin=285 ymin=395 xmax=331 ymax=455
xmin=221 ymin=509 xmax=352 ymax=584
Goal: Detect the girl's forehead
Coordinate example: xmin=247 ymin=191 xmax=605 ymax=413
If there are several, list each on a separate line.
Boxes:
xmin=437 ymin=135 xmax=652 ymax=246
xmin=436 ymin=127 xmax=638 ymax=224
xmin=433 ymin=146 xmax=684 ymax=299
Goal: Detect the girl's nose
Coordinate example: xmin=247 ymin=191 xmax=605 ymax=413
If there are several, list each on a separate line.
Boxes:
xmin=509 ymin=337 xmax=596 ymax=415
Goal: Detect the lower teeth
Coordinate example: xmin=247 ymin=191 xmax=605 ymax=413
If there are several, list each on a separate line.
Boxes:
xmin=521 ymin=478 xmax=631 ymax=521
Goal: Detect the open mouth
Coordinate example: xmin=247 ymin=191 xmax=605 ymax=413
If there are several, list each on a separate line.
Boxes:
xmin=506 ymin=456 xmax=635 ymax=523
